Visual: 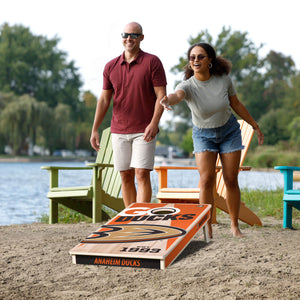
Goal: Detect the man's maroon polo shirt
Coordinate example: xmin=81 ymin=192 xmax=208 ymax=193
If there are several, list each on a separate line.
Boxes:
xmin=103 ymin=50 xmax=167 ymax=134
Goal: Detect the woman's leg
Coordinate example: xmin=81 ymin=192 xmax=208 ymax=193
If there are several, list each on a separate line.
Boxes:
xmin=195 ymin=151 xmax=218 ymax=238
xmin=220 ymin=150 xmax=244 ymax=237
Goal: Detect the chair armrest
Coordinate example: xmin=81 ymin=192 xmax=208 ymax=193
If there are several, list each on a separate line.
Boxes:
xmin=86 ymin=163 xmax=115 ymax=182
xmin=154 ymin=166 xmax=198 ymax=190
xmin=274 ymin=166 xmax=300 ymax=191
xmin=275 ymin=166 xmax=300 ymax=171
xmin=154 ymin=166 xmax=198 ymax=171
xmin=41 ymin=166 xmax=93 ymax=188
xmin=41 ymin=166 xmax=92 ymax=170
xmin=154 ymin=165 xmax=252 ymax=190
xmin=86 ymin=163 xmax=114 ymax=168
xmin=239 ymin=166 xmax=251 ymax=171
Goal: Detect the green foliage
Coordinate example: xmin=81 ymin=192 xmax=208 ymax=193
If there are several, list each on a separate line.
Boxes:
xmin=38 ymin=205 xmax=92 ymax=223
xmin=244 ymin=146 xmax=300 ymax=168
xmin=288 ymin=116 xmax=300 ymax=149
xmin=156 ymin=129 xmax=171 ymax=146
xmin=237 ymin=72 xmax=266 ymax=120
xmin=0 ymin=23 xmax=82 ymax=115
xmin=240 ymin=188 xmax=287 ymax=219
xmin=38 ymin=204 xmax=118 ymax=224
xmin=258 ymin=109 xmax=290 ymax=145
xmin=0 ymin=24 xmax=115 ymax=155
xmin=180 ymin=128 xmax=193 ymax=154
xmin=283 ymin=73 xmax=300 ymax=112
xmin=0 ymin=94 xmax=47 ymax=154
xmin=214 ymin=27 xmax=262 ymax=83
xmin=263 ymin=50 xmax=296 ymax=82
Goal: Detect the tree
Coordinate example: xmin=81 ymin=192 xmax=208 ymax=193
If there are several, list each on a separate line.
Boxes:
xmin=180 ymin=128 xmax=193 ymax=155
xmin=0 ymin=94 xmax=47 ymax=154
xmin=282 ymin=73 xmax=300 ymax=115
xmin=0 ymin=23 xmax=82 ymax=117
xmin=51 ymin=104 xmax=76 ymax=151
xmin=260 ymin=51 xmax=297 ymax=114
xmin=263 ymin=50 xmax=296 ymax=83
xmin=288 ymin=116 xmax=300 ymax=149
xmin=237 ymin=71 xmax=266 ymax=120
xmin=214 ymin=27 xmax=263 ymax=83
xmin=258 ymin=108 xmax=290 ymax=145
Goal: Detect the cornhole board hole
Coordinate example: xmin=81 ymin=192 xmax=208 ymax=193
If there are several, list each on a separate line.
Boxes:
xmin=69 ymin=203 xmax=211 ymax=269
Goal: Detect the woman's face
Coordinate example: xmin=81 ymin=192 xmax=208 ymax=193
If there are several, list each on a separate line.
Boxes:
xmin=189 ymin=46 xmax=211 ymax=75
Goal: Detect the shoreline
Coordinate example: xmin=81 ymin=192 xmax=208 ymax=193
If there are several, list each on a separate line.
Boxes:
xmin=0 ymin=156 xmax=277 ymax=171
xmin=0 ymin=156 xmax=95 ymax=163
xmin=0 ymin=157 xmax=285 ymax=175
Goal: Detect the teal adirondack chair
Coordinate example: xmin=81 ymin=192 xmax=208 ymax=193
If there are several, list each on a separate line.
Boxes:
xmin=42 ymin=128 xmax=124 ymax=224
xmin=275 ymin=166 xmax=300 ymax=229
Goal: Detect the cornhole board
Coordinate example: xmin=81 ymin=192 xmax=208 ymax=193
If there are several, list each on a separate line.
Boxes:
xmin=70 ymin=203 xmax=211 ymax=269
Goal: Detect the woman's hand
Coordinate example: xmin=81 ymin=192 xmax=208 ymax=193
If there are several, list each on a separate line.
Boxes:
xmin=160 ymin=96 xmax=172 ymax=111
xmin=255 ymin=127 xmax=264 ymax=145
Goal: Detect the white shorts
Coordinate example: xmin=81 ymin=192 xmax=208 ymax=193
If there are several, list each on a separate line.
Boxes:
xmin=111 ymin=133 xmax=156 ymax=171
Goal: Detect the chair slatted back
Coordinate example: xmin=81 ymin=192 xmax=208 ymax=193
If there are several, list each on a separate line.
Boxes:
xmin=95 ymin=128 xmax=121 ymax=198
xmin=216 ymin=120 xmax=254 ymax=198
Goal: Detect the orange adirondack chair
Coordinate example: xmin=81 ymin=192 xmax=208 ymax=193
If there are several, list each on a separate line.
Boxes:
xmin=154 ymin=120 xmax=262 ymax=226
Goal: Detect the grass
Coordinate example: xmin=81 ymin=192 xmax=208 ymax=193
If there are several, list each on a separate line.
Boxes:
xmin=226 ymin=188 xmax=299 ymax=229
xmin=240 ymin=188 xmax=286 ymax=219
xmin=38 ymin=205 xmax=115 ymax=224
xmin=38 ymin=207 xmax=92 ymax=224
xmin=38 ymin=188 xmax=300 ymax=226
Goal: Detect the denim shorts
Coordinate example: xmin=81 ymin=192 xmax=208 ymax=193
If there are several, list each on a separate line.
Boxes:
xmin=192 ymin=114 xmax=244 ymax=154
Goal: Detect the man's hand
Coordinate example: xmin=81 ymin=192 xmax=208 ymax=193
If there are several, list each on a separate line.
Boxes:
xmin=143 ymin=124 xmax=158 ymax=142
xmin=90 ymin=131 xmax=100 ymax=151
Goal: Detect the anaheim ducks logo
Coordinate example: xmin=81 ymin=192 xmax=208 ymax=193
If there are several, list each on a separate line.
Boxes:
xmin=81 ymin=224 xmax=186 ymax=244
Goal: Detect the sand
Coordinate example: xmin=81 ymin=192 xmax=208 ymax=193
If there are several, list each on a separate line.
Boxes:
xmin=0 ymin=216 xmax=299 ymax=300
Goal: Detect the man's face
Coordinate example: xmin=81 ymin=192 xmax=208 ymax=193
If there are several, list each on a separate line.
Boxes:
xmin=122 ymin=23 xmax=144 ymax=53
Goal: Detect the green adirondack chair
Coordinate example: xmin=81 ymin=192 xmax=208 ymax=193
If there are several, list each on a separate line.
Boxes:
xmin=41 ymin=127 xmax=124 ymax=224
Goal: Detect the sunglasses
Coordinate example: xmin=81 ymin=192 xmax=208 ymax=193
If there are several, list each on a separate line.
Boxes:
xmin=121 ymin=33 xmax=142 ymax=39
xmin=189 ymin=55 xmax=207 ymax=61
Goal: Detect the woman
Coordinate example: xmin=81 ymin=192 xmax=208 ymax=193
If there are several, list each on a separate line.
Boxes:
xmin=160 ymin=43 xmax=264 ymax=238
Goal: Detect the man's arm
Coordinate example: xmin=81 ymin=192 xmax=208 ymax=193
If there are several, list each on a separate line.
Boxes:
xmin=143 ymin=86 xmax=166 ymax=142
xmin=90 ymin=89 xmax=113 ymax=151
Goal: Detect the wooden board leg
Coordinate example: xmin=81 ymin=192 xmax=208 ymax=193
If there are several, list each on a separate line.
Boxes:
xmin=203 ymin=224 xmax=210 ymax=243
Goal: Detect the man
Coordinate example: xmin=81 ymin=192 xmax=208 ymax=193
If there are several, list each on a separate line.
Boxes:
xmin=90 ymin=22 xmax=167 ymax=207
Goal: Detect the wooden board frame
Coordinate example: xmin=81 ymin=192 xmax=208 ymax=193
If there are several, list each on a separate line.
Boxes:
xmin=70 ymin=203 xmax=211 ymax=269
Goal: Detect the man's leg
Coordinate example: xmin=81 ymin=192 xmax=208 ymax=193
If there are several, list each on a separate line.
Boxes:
xmin=120 ymin=169 xmax=136 ymax=207
xmin=112 ymin=133 xmax=136 ymax=207
xmin=131 ymin=134 xmax=156 ymax=203
xmin=135 ymin=168 xmax=152 ymax=203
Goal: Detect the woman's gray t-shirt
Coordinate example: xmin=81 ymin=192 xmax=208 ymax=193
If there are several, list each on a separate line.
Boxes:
xmin=175 ymin=75 xmax=236 ymax=128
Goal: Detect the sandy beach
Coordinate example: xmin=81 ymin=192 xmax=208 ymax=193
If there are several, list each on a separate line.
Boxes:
xmin=0 ymin=216 xmax=299 ymax=300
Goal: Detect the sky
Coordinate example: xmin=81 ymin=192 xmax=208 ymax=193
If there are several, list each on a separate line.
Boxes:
xmin=1 ymin=0 xmax=300 ymax=99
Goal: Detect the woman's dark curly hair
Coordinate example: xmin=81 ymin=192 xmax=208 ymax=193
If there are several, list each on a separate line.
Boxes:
xmin=184 ymin=43 xmax=232 ymax=80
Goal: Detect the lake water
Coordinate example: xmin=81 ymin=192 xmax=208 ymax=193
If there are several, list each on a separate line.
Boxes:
xmin=0 ymin=161 xmax=299 ymax=226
